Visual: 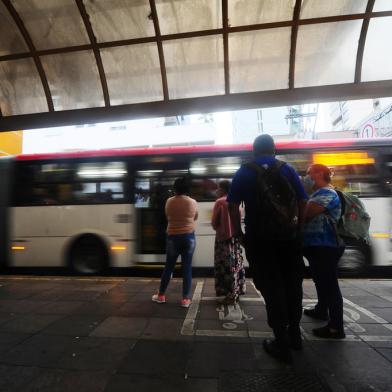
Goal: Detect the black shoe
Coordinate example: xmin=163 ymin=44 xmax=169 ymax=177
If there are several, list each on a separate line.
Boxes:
xmin=262 ymin=339 xmax=292 ymax=363
xmin=288 ymin=327 xmax=303 ymax=350
xmin=312 ymin=325 xmax=346 ymax=339
xmin=304 ymin=308 xmax=328 ymax=321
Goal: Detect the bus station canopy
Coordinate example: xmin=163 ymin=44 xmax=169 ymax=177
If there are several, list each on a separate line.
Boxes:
xmin=1 ymin=0 xmax=392 ymax=132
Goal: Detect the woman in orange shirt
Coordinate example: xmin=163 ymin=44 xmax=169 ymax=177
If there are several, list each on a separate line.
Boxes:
xmin=152 ymin=178 xmax=198 ymax=308
xmin=212 ymin=180 xmax=245 ymax=304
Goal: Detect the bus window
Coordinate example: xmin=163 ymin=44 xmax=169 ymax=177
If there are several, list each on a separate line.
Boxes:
xmin=321 ymin=151 xmax=382 ymax=197
xmin=72 ymin=183 xmax=98 ymax=203
xmin=76 ymin=162 xmax=127 ymax=180
xmin=134 ymin=167 xmax=188 ymax=254
xmin=276 ymin=153 xmax=311 ymax=176
xmin=189 ymin=156 xmax=245 ymax=201
xmin=100 ymin=182 xmax=124 ymax=201
xmin=277 ymin=150 xmax=385 ymax=197
xmin=385 ymin=154 xmax=392 ymax=194
xmin=134 ymin=168 xmax=188 ymax=208
xmin=14 ymin=160 xmax=128 ymax=206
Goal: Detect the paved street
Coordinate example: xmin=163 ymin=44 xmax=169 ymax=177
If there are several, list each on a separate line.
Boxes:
xmin=0 ymin=276 xmax=391 ymax=391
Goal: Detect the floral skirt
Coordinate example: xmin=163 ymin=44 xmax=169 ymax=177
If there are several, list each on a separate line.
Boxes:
xmin=214 ymin=237 xmax=246 ymax=301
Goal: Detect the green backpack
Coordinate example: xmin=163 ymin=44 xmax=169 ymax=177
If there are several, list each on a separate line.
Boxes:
xmin=336 ymin=190 xmax=371 ymax=243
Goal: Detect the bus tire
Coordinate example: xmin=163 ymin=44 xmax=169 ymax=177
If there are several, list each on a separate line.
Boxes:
xmin=68 ymin=235 xmax=109 ymax=275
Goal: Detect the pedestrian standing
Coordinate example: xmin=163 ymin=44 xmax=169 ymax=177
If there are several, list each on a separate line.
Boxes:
xmin=303 ymin=164 xmax=346 ymax=339
xmin=211 ymin=180 xmax=245 ymax=304
xmin=152 ymin=178 xmax=198 ymax=308
xmin=228 ymin=134 xmax=307 ymax=362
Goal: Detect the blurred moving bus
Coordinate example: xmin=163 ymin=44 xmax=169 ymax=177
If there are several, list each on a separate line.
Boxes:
xmin=0 ymin=138 xmax=391 ymax=274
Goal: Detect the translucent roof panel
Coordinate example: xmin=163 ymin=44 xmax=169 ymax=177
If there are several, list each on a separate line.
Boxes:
xmin=0 ymin=59 xmax=47 ymax=116
xmin=229 ymin=27 xmax=291 ymax=93
xmin=300 ymin=0 xmax=367 ymax=19
xmin=84 ymin=0 xmax=155 ymax=42
xmin=1 ymin=0 xmax=392 ymax=131
xmin=295 ymin=20 xmax=362 ymax=87
xmin=156 ymin=0 xmax=222 ymax=35
xmin=163 ymin=35 xmax=224 ymax=99
xmin=40 ymin=51 xmax=104 ymax=111
xmin=362 ymin=17 xmax=392 ymax=82
xmin=373 ymin=0 xmax=392 ymax=12
xmin=12 ymin=0 xmax=89 ymax=50
xmin=0 ymin=2 xmax=28 ymax=56
xmin=228 ymin=0 xmax=294 ymax=26
xmin=101 ymin=43 xmax=163 ymax=105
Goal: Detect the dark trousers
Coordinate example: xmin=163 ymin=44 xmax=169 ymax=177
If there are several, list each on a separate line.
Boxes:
xmin=304 ymin=246 xmax=345 ymax=330
xmin=245 ymin=236 xmax=304 ymax=344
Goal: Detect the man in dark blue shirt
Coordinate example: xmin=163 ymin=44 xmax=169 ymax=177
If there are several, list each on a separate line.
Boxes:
xmin=228 ymin=134 xmax=307 ymax=363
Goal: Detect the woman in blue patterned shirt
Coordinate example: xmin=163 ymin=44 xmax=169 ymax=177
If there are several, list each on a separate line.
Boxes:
xmin=303 ymin=164 xmax=345 ymax=339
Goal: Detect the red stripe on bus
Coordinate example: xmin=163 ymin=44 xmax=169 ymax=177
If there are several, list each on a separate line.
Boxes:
xmin=14 ymin=138 xmax=390 ymax=161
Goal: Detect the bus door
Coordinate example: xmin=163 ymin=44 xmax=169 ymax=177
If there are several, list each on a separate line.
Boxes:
xmin=0 ymin=158 xmax=12 ymax=268
xmin=380 ymin=150 xmax=392 ymax=266
xmin=133 ymin=163 xmax=189 ymax=264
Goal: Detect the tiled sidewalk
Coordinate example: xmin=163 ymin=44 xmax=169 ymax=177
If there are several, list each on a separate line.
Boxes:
xmin=0 ymin=276 xmax=391 ymax=391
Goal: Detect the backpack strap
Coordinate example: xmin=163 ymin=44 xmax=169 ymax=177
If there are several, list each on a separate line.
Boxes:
xmin=273 ymin=159 xmax=286 ymax=171
xmin=244 ymin=162 xmax=265 ymax=175
xmin=244 ymin=159 xmax=285 ymax=174
xmin=335 ymin=189 xmax=346 ymax=218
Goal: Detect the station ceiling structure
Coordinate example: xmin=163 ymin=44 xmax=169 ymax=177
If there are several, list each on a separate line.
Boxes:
xmin=0 ymin=0 xmax=392 ymax=132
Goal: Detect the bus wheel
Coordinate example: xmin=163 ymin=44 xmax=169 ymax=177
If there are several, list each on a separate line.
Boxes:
xmin=338 ymin=246 xmax=368 ymax=274
xmin=69 ymin=235 xmax=108 ymax=275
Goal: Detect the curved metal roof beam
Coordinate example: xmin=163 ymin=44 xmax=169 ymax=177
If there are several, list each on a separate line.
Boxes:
xmin=222 ymin=0 xmax=230 ymax=95
xmin=75 ymin=0 xmax=110 ymax=107
xmin=355 ymin=0 xmax=375 ymax=83
xmin=2 ymin=0 xmax=54 ymax=112
xmin=149 ymin=0 xmax=169 ymax=101
xmin=2 ymin=79 xmax=392 ymax=132
xmin=2 ymin=11 xmax=392 ymax=64
xmin=289 ymin=0 xmax=302 ymax=89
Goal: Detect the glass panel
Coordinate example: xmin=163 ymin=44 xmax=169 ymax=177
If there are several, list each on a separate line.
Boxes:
xmin=190 ymin=156 xmax=243 ymax=176
xmin=190 ymin=156 xmax=245 ymax=201
xmin=230 ymin=28 xmax=291 ymax=93
xmin=12 ymin=0 xmax=89 ymax=50
xmin=324 ymin=153 xmax=381 ymax=198
xmin=84 ymin=0 xmax=155 ymax=42
xmin=362 ymin=17 xmax=392 ymax=82
xmin=374 ymin=0 xmax=392 ymax=12
xmin=300 ymin=0 xmax=367 ymax=19
xmin=41 ymin=51 xmax=104 ymax=111
xmin=72 ymin=182 xmax=126 ymax=203
xmin=134 ymin=166 xmax=188 ymax=254
xmin=276 ymin=150 xmax=383 ymax=197
xmin=384 ymin=153 xmax=392 ymax=195
xmin=101 ymin=44 xmax=163 ymax=105
xmin=295 ymin=21 xmax=362 ymax=87
xmin=76 ymin=161 xmax=127 ymax=179
xmin=0 ymin=59 xmax=47 ymax=116
xmin=228 ymin=0 xmax=294 ymax=26
xmin=156 ymin=0 xmax=221 ymax=35
xmin=0 ymin=2 xmax=28 ymax=55
xmin=164 ymin=35 xmax=224 ymax=99
xmin=14 ymin=161 xmax=128 ymax=206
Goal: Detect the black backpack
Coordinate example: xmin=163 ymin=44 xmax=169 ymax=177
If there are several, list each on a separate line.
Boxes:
xmin=245 ymin=160 xmax=299 ymax=240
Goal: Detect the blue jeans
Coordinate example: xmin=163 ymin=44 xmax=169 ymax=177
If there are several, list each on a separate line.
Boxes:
xmin=159 ymin=232 xmax=195 ymax=299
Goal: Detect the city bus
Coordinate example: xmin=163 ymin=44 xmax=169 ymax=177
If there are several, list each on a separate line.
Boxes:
xmin=0 ymin=138 xmax=391 ymax=275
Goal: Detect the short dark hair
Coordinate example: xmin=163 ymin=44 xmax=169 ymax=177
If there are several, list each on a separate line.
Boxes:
xmin=310 ymin=164 xmax=332 ymax=183
xmin=218 ymin=180 xmax=231 ymax=194
xmin=253 ymin=134 xmax=275 ymax=156
xmin=173 ymin=177 xmax=189 ymax=195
